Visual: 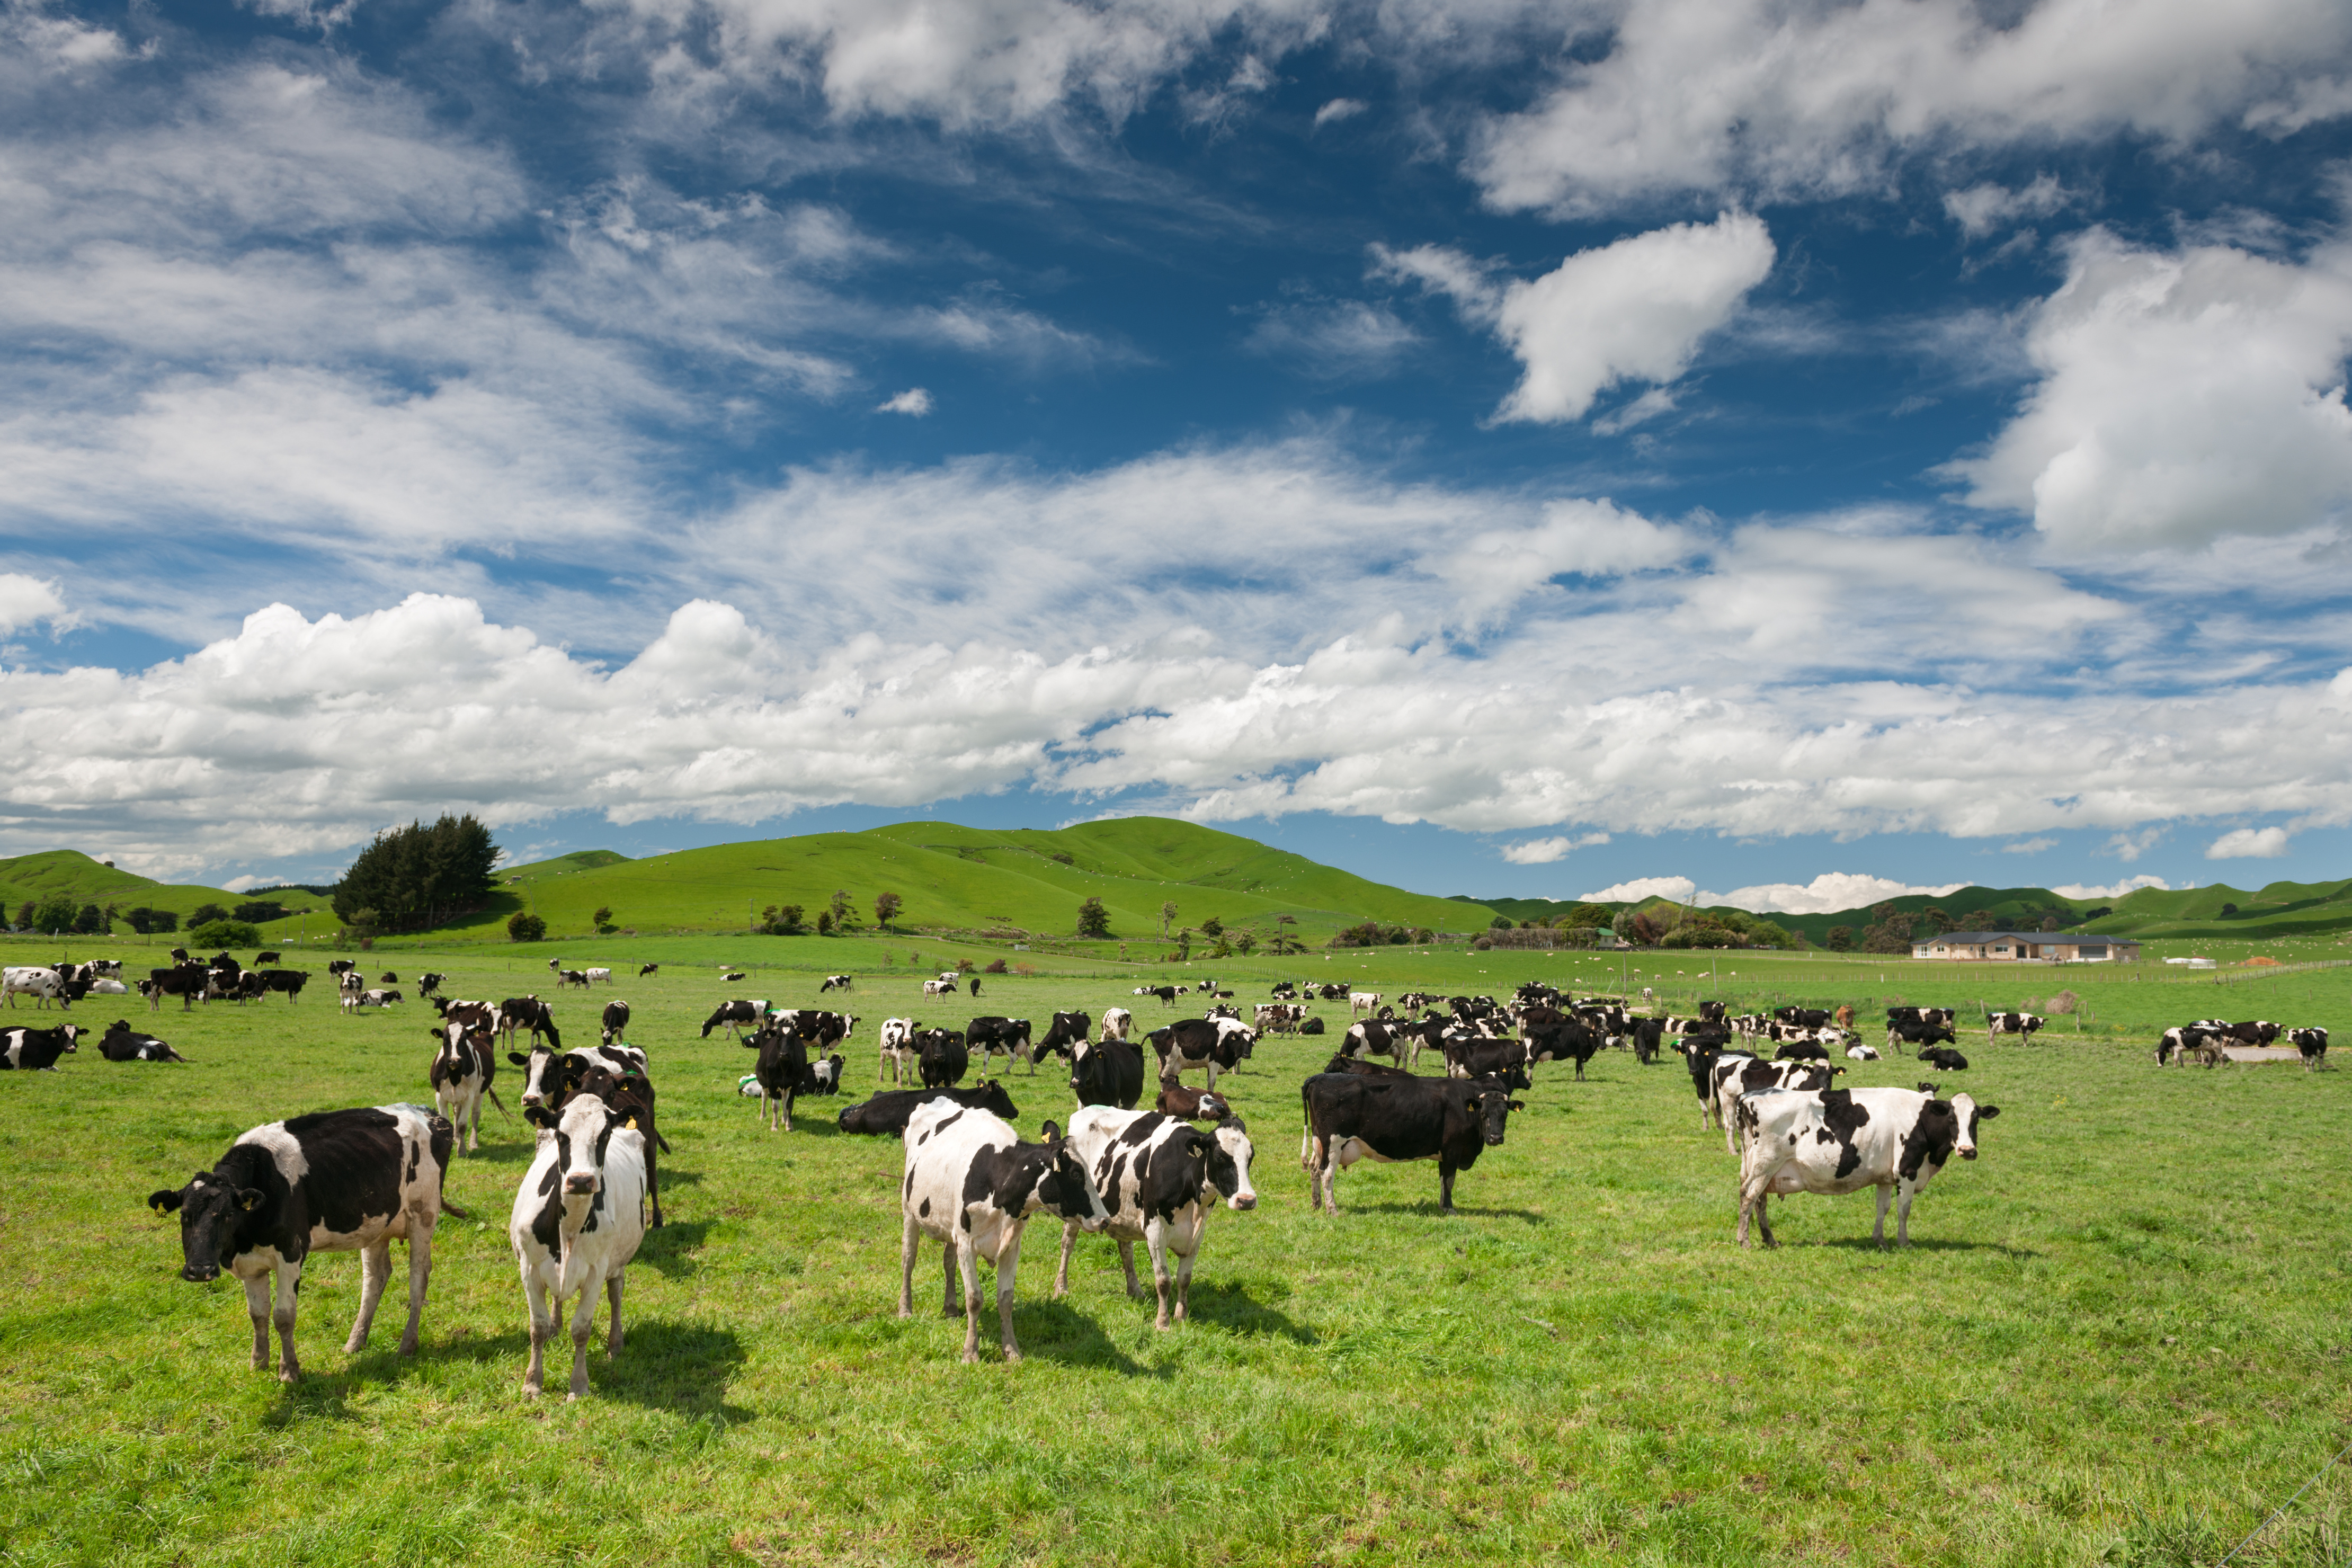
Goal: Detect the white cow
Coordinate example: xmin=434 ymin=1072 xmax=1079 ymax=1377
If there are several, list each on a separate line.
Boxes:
xmin=1052 ymin=1107 xmax=1257 ymax=1330
xmin=877 ymin=1017 xmax=919 ymax=1083
xmin=1734 ymin=1086 xmax=2001 ymax=1249
xmin=1349 ymin=991 xmax=1382 ymax=1018
xmin=2 ymin=967 xmax=66 ymax=1008
xmin=584 ymin=967 xmax=613 ymax=986
xmin=510 ymin=1095 xmax=648 ymax=1398
xmin=1098 ymin=1006 xmax=1133 ymax=1042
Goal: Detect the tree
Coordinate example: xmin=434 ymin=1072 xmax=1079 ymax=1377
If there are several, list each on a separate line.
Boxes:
xmin=593 ymin=905 xmax=615 ymax=933
xmin=189 ymin=903 xmax=228 ymax=929
xmin=1232 ymin=930 xmax=1258 ymax=955
xmin=234 ymin=901 xmax=289 ymax=924
xmin=190 ymin=919 xmax=260 ymax=947
xmin=1824 ymin=925 xmax=1854 ymax=951
xmin=506 ymin=911 xmax=546 ymax=942
xmin=1076 ymin=897 xmax=1112 ymax=938
xmin=126 ymin=906 xmax=177 ymax=934
xmin=761 ymin=904 xmax=806 ymax=936
xmin=1198 ymin=914 xmax=1223 ymax=938
xmin=874 ymin=891 xmax=903 ymax=929
xmin=73 ymin=903 xmax=106 ymax=934
xmin=829 ymin=889 xmax=854 ymax=929
xmin=14 ymin=900 xmax=34 ymax=931
xmin=1491 ymin=914 xmax=1513 ymax=930
xmin=816 ymin=911 xmax=834 ymax=935
xmin=1160 ymin=900 xmax=1178 ymax=937
xmin=32 ymin=894 xmax=77 ymax=934
xmin=2039 ymin=913 xmax=2061 ymax=932
xmin=336 ymin=814 xmax=502 ymax=933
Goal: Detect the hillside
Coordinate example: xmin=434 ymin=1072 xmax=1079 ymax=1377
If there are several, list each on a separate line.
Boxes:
xmin=1457 ymin=884 xmax=2090 ymax=942
xmin=0 ymin=850 xmax=269 ymax=928
xmin=491 ymin=817 xmax=1487 ymax=942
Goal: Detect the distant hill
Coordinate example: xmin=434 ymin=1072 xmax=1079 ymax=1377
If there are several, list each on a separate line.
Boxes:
xmin=0 ymin=850 xmax=307 ymax=929
xmin=491 ymin=818 xmax=1486 ymax=941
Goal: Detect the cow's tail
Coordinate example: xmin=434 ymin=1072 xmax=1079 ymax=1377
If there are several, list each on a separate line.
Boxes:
xmin=440 ymin=1196 xmax=471 ymax=1220
xmin=485 ymin=1084 xmax=515 ymax=1121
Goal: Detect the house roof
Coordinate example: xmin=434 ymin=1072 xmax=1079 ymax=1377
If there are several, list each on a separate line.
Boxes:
xmin=1919 ymin=931 xmax=2139 ymax=945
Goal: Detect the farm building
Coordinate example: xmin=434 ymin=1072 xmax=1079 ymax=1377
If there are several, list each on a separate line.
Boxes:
xmin=1910 ymin=930 xmax=2144 ymax=963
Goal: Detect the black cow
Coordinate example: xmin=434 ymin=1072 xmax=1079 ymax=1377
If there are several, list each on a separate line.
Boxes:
xmin=966 ymin=1016 xmax=1035 ymax=1079
xmin=1068 ymin=1038 xmax=1145 ymax=1109
xmin=254 ymin=951 xmax=281 ymax=965
xmin=2291 ymin=1027 xmax=2329 ymax=1070
xmin=1525 ymin=1017 xmax=1605 ymax=1080
xmin=1888 ymin=1019 xmax=1958 ymax=1048
xmin=1919 ymin=1046 xmax=1970 ymax=1071
xmin=917 ymin=1028 xmax=970 ymax=1088
xmin=378 ymin=971 xmax=399 ymax=984
xmin=1441 ymin=1036 xmax=1532 ymax=1089
xmin=1300 ymin=1072 xmax=1522 ymax=1214
xmin=1629 ymin=1017 xmax=1665 ymax=1065
xmin=146 ymin=964 xmax=209 ymax=1013
xmin=498 ymin=996 xmax=562 ymax=1048
xmin=600 ymin=1000 xmax=631 ymax=1045
xmin=1036 ymin=1011 xmax=1091 ymax=1067
xmin=1136 ymin=985 xmax=1179 ymax=1006
xmin=2 ymin=1024 xmax=82 ymax=1070
xmin=639 ymin=964 xmax=660 ymax=977
xmin=1774 ymin=1040 xmax=1831 ymax=1063
xmin=836 ymin=1081 xmax=1020 ymax=1136
xmin=747 ymin=1022 xmax=813 ymax=1132
xmin=1299 ymin=1017 xmax=1325 ymax=1036
xmin=100 ymin=1021 xmax=185 ymax=1062
xmin=699 ymin=999 xmax=764 ymax=1040
xmin=146 ymin=1104 xmax=458 ymax=1380
xmin=415 ymin=972 xmax=446 ymax=996
xmin=1772 ymin=1006 xmax=1831 ymax=1029
xmin=259 ymin=969 xmax=309 ymax=1003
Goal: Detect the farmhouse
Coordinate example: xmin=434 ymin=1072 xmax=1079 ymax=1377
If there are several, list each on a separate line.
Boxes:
xmin=1910 ymin=930 xmax=2144 ymax=964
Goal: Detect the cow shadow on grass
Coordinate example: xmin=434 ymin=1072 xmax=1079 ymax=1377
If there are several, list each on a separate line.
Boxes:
xmin=993 ymin=1300 xmax=1156 ymax=1376
xmin=1350 ymin=1201 xmax=1547 ymax=1226
xmin=1805 ymin=1235 xmax=2043 ymax=1259
xmin=298 ymin=1321 xmax=752 ymax=1421
xmin=635 ymin=1218 xmax=714 ymax=1279
xmin=1175 ymin=1280 xmax=1318 ymax=1344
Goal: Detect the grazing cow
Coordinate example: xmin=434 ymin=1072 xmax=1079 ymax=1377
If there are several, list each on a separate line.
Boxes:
xmin=699 ymin=999 xmax=768 ymax=1040
xmin=1069 ymin=1037 xmax=1146 ymax=1110
xmin=1986 ymin=1012 xmax=2043 ymax=1040
xmin=253 ymin=951 xmax=280 ymax=966
xmin=556 ymin=969 xmax=590 ymax=990
xmin=260 ymin=969 xmax=309 ymax=1003
xmin=100 ymin=1021 xmax=185 ymax=1062
xmin=1299 ymin=1072 xmax=1522 ymax=1215
xmin=1712 ymin=1057 xmax=1842 ymax=1153
xmin=878 ymin=1017 xmax=920 ymax=1083
xmin=1735 ymin=1086 xmax=2000 ymax=1249
xmin=428 ymin=1021 xmax=507 ymax=1154
xmin=638 ymin=964 xmax=660 ymax=978
xmin=1888 ymin=1019 xmax=1958 ymax=1049
xmin=1774 ymin=1040 xmax=1831 ymax=1063
xmin=599 ymin=999 xmax=631 ymax=1045
xmin=148 ymin=1104 xmax=456 ymax=1382
xmin=897 ymin=1100 xmax=1107 ymax=1362
xmin=583 ymin=968 xmax=612 ymax=986
xmin=1 ymin=1023 xmax=82 ymax=1070
xmin=511 ymin=1095 xmax=648 ymax=1398
xmin=1442 ymin=1035 xmax=1533 ymax=1089
xmin=923 ymin=978 xmax=959 ymax=997
xmin=1135 ymin=985 xmax=1179 ymax=1006
xmin=416 ymin=972 xmax=446 ymax=996
xmin=146 ymin=964 xmax=209 ymax=1012
xmin=1887 ymin=1006 xmax=1957 ymax=1028
xmin=1155 ymin=1083 xmax=1230 ymax=1120
xmin=1846 ymin=1043 xmax=1881 ymax=1061
xmin=1349 ymin=991 xmax=1383 ymax=1018
xmin=821 ymin=974 xmax=854 ymax=993
xmin=1772 ymin=1006 xmax=1832 ymax=1029
xmin=966 ymin=1016 xmax=1036 ymax=1080
xmin=1036 ymin=1011 xmax=1092 ymax=1067
xmin=837 ymin=1081 xmax=1021 ymax=1136
xmin=2 ymin=966 xmax=69 ymax=1009
xmin=917 ymin=1028 xmax=970 ymax=1089
xmin=1150 ymin=1017 xmax=1256 ymax=1089
xmin=1052 ymin=1107 xmax=1258 ymax=1329
xmin=1525 ymin=1017 xmax=1606 ymax=1081
xmin=2290 ymin=1027 xmax=2329 ymax=1071
xmin=1099 ymin=1007 xmax=1134 ymax=1042
xmin=2156 ymin=1027 xmax=2225 ymax=1068
xmin=1918 ymin=1046 xmax=1970 ymax=1072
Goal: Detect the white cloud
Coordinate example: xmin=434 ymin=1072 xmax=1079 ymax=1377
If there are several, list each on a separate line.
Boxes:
xmin=1378 ymin=212 xmax=1776 ymax=423
xmin=1581 ymin=876 xmax=1696 ymax=904
xmin=2207 ymin=826 xmax=2291 ymax=859
xmin=1943 ymin=175 xmax=2072 ymax=238
xmin=1240 ymin=300 xmax=1418 ymax=375
xmin=1950 ymin=228 xmax=2352 ymax=550
xmin=2051 ymin=875 xmax=2173 ymax=899
xmin=0 ymin=574 xmax=71 ymax=636
xmin=2001 ymin=836 xmax=2056 ymax=853
xmin=1469 ymin=0 xmax=2352 ymax=216
xmin=2108 ymin=826 xmax=2166 ymax=862
xmin=1313 ymin=97 xmax=1366 ymax=128
xmin=1502 ymin=831 xmax=1608 ymax=864
xmin=1706 ymin=873 xmax=1967 ymax=916
xmin=877 ymin=388 xmax=934 ymax=415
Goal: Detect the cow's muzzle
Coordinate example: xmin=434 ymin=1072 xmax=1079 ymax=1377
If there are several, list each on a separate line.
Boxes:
xmin=180 ymin=1262 xmax=220 ymax=1282
xmin=1230 ymin=1194 xmax=1258 ymax=1212
xmin=1960 ymin=1149 xmax=1977 ymax=1161
xmin=564 ymin=1173 xmax=599 ymax=1195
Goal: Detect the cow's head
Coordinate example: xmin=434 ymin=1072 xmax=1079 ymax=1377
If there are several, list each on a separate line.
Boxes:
xmin=147 ymin=1171 xmax=263 ymax=1282
xmin=1949 ymin=1093 xmax=2000 ymax=1160
xmin=1205 ymin=1115 xmax=1257 ymax=1210
xmin=1031 ymin=1120 xmax=1110 ymax=1229
xmin=526 ymin=1094 xmax=635 ymax=1199
xmin=509 ymin=1043 xmax=562 ymax=1108
xmin=55 ymin=1024 xmax=79 ymax=1054
xmin=1474 ymin=1086 xmax=1522 ymax=1145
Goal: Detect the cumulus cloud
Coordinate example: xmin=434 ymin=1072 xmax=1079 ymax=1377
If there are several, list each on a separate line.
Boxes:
xmin=877 ymin=387 xmax=934 ymax=415
xmin=1313 ymin=97 xmax=1367 ymax=128
xmin=2051 ymin=875 xmax=2173 ymax=899
xmin=1470 ymin=0 xmax=2352 ymax=216
xmin=2207 ymin=825 xmax=2291 ymax=858
xmin=1943 ymin=175 xmax=2073 ymax=238
xmin=1378 ymin=212 xmax=1775 ymax=423
xmin=1581 ymin=876 xmax=1697 ymax=904
xmin=0 ymin=574 xmax=71 ymax=636
xmin=1950 ymin=228 xmax=2352 ymax=550
xmin=1707 ymin=874 xmax=1967 ymax=916
xmin=1501 ymin=832 xmax=1609 ymax=864
xmin=2001 ymin=836 xmax=2057 ymax=853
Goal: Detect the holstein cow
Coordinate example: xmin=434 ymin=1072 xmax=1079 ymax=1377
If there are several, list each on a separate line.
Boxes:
xmin=1846 ymin=1043 xmax=1882 ymax=1061
xmin=1 ymin=1023 xmax=81 ymax=1070
xmin=509 ymin=1041 xmax=649 ymax=1115
xmin=1349 ymin=991 xmax=1383 ymax=1018
xmin=510 ymin=1095 xmax=649 ymax=1398
xmin=1711 ymin=1056 xmax=1842 ymax=1154
xmin=1734 ymin=1086 xmax=2000 ymax=1249
xmin=916 ymin=1028 xmax=969 ymax=1089
xmin=638 ymin=964 xmax=660 ymax=978
xmin=896 ymin=1100 xmax=1107 ymax=1362
xmin=147 ymin=964 xmax=210 ymax=1012
xmin=745 ymin=1020 xmax=814 ymax=1132
xmin=1069 ymin=1037 xmax=1146 ymax=1110
xmin=923 ymin=978 xmax=959 ymax=998
xmin=2156 ymin=1027 xmax=2225 ymax=1068
xmin=1888 ymin=1019 xmax=1957 ymax=1049
xmin=1035 ymin=1011 xmax=1092 ymax=1070
xmin=1986 ymin=1012 xmax=2044 ymax=1041
xmin=1442 ymin=1035 xmax=1533 ymax=1089
xmin=1150 ymin=1017 xmax=1256 ymax=1090
xmin=600 ymin=1000 xmax=631 ymax=1046
xmin=100 ymin=1021 xmax=186 ymax=1062
xmin=1135 ymin=985 xmax=1179 ymax=1007
xmin=1525 ymin=1016 xmax=1606 ymax=1081
xmin=1052 ymin=1106 xmax=1258 ymax=1329
xmin=1918 ymin=1046 xmax=1970 ymax=1072
xmin=415 ymin=972 xmax=446 ymax=997
xmin=147 ymin=1104 xmax=458 ymax=1381
xmin=967 ymin=1017 xmax=1036 ymax=1080
xmin=2217 ymin=1019 xmax=2282 ymax=1048
xmin=878 ymin=1017 xmax=920 ymax=1083
xmin=1253 ymin=1002 xmax=1307 ymax=1036
xmin=1155 ymin=1084 xmax=1230 ymax=1120
xmin=428 ymin=1021 xmax=509 ymax=1154
xmin=2 ymin=966 xmax=69 ymax=1009
xmin=583 ymin=968 xmax=612 ymax=986
xmin=1099 ymin=1007 xmax=1134 ymax=1042
xmin=260 ymin=969 xmax=309 ymax=1003
xmin=1887 ymin=1006 xmax=1957 ymax=1029
xmin=2291 ymin=1027 xmax=2329 ymax=1071
xmin=836 ymin=1081 xmax=1020 ymax=1137
xmin=253 ymin=951 xmax=280 ymax=966
xmin=699 ymin=999 xmax=768 ymax=1041
xmin=1299 ymin=1071 xmax=1521 ymax=1215
xmin=820 ymin=974 xmax=855 ymax=993
xmin=557 ymin=969 xmax=591 ymax=990
xmin=349 ymin=988 xmax=403 ymax=1011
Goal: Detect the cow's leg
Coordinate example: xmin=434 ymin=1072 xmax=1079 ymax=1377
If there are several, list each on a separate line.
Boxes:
xmin=271 ymin=1259 xmax=304 ymax=1382
xmin=521 ymin=1261 xmax=554 ymax=1395
xmin=242 ymin=1273 xmax=273 ymax=1370
xmin=782 ymin=1087 xmax=796 ymax=1133
xmin=1894 ymin=1182 xmax=1917 ymax=1248
xmin=397 ymin=1223 xmax=432 ymax=1355
xmin=896 ymin=1216 xmax=920 ymax=1320
xmin=1141 ymin=1222 xmax=1176 ymax=1329
xmin=1053 ymin=1219 xmax=1080 ymax=1298
xmin=1873 ymin=1183 xmax=1894 ymax=1249
xmin=942 ymin=1236 xmax=960 ymax=1317
xmin=993 ymin=1231 xmax=1024 ymax=1362
xmin=605 ymin=1270 xmax=625 ymax=1357
xmin=566 ymin=1278 xmax=598 ymax=1398
xmin=957 ymin=1240 xmax=986 ymax=1362
xmin=643 ymin=1137 xmax=663 ymax=1229
xmin=1116 ymin=1238 xmax=1142 ymax=1300
xmin=348 ymin=1240 xmax=391 ymax=1352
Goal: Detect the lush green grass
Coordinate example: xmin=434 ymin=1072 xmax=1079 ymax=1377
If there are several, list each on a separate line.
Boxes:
xmin=4 ymin=939 xmax=2350 ymax=1566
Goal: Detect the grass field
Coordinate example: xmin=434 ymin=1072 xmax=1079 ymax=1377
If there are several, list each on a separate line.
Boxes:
xmin=4 ymin=939 xmax=2349 ymax=1566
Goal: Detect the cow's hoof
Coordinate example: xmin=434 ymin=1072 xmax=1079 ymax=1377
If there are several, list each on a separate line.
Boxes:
xmin=1002 ymin=1348 xmax=1022 ymax=1364
xmin=278 ymin=1367 xmax=301 ymax=1385
xmin=396 ymin=1334 xmax=418 ymax=1356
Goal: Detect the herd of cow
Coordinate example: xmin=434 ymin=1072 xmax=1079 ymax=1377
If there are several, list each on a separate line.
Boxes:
xmin=0 ymin=949 xmax=2318 ymax=1389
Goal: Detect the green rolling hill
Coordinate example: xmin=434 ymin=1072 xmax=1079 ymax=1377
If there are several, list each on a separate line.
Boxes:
xmin=0 ymin=850 xmax=273 ymax=928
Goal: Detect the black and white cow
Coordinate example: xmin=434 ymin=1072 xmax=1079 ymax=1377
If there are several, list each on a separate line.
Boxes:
xmin=1986 ymin=1012 xmax=2043 ymax=1040
xmin=1772 ymin=1006 xmax=1832 ymax=1029
xmin=508 ymin=1041 xmax=648 ymax=1113
xmin=1 ymin=1023 xmax=81 ymax=1070
xmin=1069 ymin=1037 xmax=1146 ymax=1109
xmin=1888 ymin=1019 xmax=1957 ymax=1049
xmin=146 ymin=964 xmax=209 ymax=1012
xmin=1774 ymin=1039 xmax=1832 ymax=1063
xmin=1846 ymin=1042 xmax=1881 ymax=1061
xmin=638 ymin=963 xmax=660 ymax=978
xmin=722 ymin=971 xmax=747 ymax=983
xmin=1734 ymin=1086 xmax=2000 ymax=1249
xmin=1099 ymin=1007 xmax=1134 ymax=1042
xmin=599 ymin=1000 xmax=631 ymax=1046
xmin=699 ymin=998 xmax=767 ymax=1041
xmin=2291 ymin=1027 xmax=2329 ymax=1071
xmin=556 ymin=969 xmax=591 ymax=990
xmin=1887 ymin=1006 xmax=1956 ymax=1029
xmin=768 ymin=1008 xmax=857 ymax=1062
xmin=1270 ymin=982 xmax=1298 ymax=1000
xmin=878 ymin=1017 xmax=920 ymax=1083
xmin=1253 ymin=1002 xmax=1308 ymax=1035
xmin=326 ymin=959 xmax=355 ymax=979
xmin=510 ymin=1094 xmax=648 ymax=1398
xmin=1918 ymin=1046 xmax=1970 ymax=1072
xmin=2217 ymin=1019 xmax=2282 ymax=1047
xmin=100 ymin=1020 xmax=185 ymax=1062
xmin=820 ymin=973 xmax=855 ymax=993
xmin=147 ymin=1104 xmax=457 ymax=1381
xmin=1150 ymin=1017 xmax=1255 ymax=1089
xmin=428 ymin=1021 xmax=507 ymax=1154
xmin=896 ymin=1100 xmax=1107 ymax=1362
xmin=922 ymin=978 xmax=959 ymax=997
xmin=1135 ymin=985 xmax=1179 ymax=1006
xmin=2155 ymin=1026 xmax=2225 ymax=1068
xmin=2 ymin=966 xmax=69 ymax=1008
xmin=966 ymin=1016 xmax=1035 ymax=1079
xmin=1299 ymin=1071 xmax=1521 ymax=1215
xmin=836 ymin=1081 xmax=1020 ymax=1136
xmin=582 ymin=967 xmax=612 ymax=986
xmin=1035 ymin=1011 xmax=1092 ymax=1067
xmin=1711 ymin=1056 xmax=1842 ymax=1153
xmin=346 ymin=987 xmax=402 ymax=1012
xmin=1052 ymin=1106 xmax=1257 ymax=1329
xmin=415 ymin=972 xmax=446 ymax=996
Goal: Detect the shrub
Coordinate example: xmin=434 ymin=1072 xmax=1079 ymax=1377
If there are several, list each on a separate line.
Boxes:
xmin=760 ymin=904 xmax=806 ymax=936
xmin=874 ymin=892 xmax=903 ymax=928
xmin=189 ymin=919 xmax=260 ymax=948
xmin=189 ymin=903 xmax=228 ymax=929
xmin=955 ymin=958 xmax=975 ymax=974
xmin=2047 ymin=990 xmax=2080 ymax=1015
xmin=816 ymin=911 xmax=834 ymax=935
xmin=983 ymin=958 xmax=1008 ymax=974
xmin=1076 ymin=897 xmax=1112 ymax=939
xmin=73 ymin=903 xmax=107 ymax=934
xmin=1491 ymin=915 xmax=1513 ymax=930
xmin=507 ymin=911 xmax=547 ymax=942
xmin=1199 ymin=915 xmax=1224 ymax=938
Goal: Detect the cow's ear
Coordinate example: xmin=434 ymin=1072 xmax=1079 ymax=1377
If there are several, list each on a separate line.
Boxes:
xmin=524 ymin=1104 xmax=557 ymax=1129
xmin=1977 ymin=1104 xmax=2001 ymax=1120
xmin=236 ymin=1188 xmax=265 ymax=1211
xmin=507 ymin=1051 xmax=529 ymax=1066
xmin=1039 ymin=1119 xmax=1061 ymax=1142
xmin=148 ymin=1188 xmax=182 ymax=1214
xmin=1509 ymin=1100 xmax=1525 ymax=1111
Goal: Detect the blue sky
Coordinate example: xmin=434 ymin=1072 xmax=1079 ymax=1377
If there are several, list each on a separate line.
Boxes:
xmin=3 ymin=0 xmax=2351 ymax=914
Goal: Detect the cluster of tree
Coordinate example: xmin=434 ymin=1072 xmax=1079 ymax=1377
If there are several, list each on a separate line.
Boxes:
xmin=334 ymin=815 xmax=502 ymax=934
xmin=1330 ymin=921 xmax=1437 ymax=948
xmin=1616 ymin=904 xmax=1793 ymax=950
xmin=123 ymin=905 xmax=179 ymax=933
xmin=755 ymin=889 xmax=903 ymax=936
xmin=190 ymin=919 xmax=262 ymax=947
xmin=507 ymin=911 xmax=547 ymax=942
xmin=14 ymin=896 xmax=109 ymax=934
xmin=1492 ymin=902 xmax=1616 ymax=933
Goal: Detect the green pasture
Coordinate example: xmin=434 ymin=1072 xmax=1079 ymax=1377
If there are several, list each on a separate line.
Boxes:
xmin=4 ymin=940 xmax=2350 ymax=1566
